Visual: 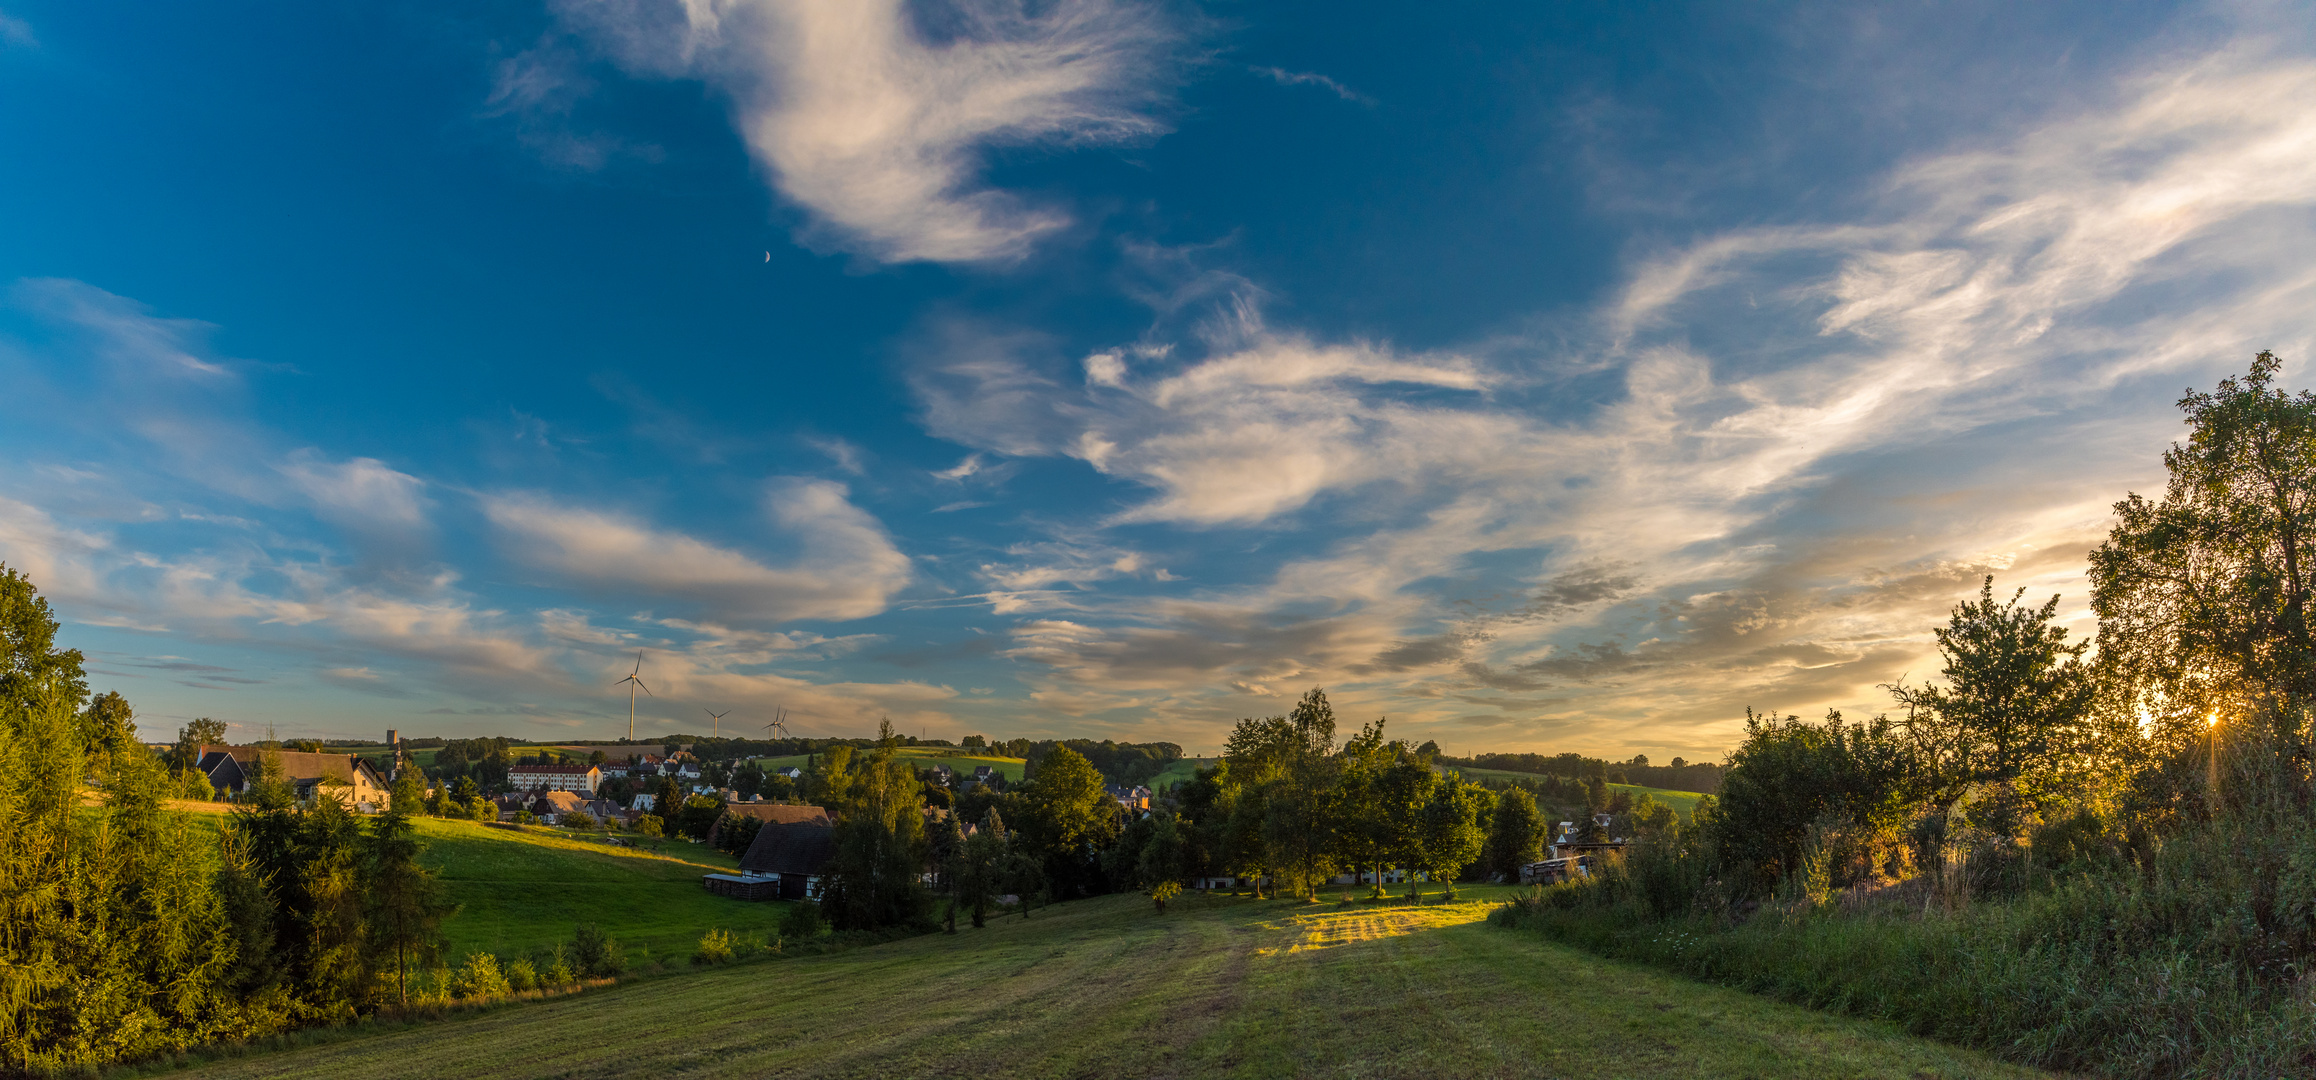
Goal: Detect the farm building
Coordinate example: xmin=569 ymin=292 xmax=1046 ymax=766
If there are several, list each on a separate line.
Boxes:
xmin=709 ymin=819 xmax=837 ymax=902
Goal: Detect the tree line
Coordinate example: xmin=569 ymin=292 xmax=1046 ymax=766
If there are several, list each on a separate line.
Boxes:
xmin=1496 ymin=355 xmax=2316 ymax=1076
xmin=0 ymin=567 xmax=456 ymax=1072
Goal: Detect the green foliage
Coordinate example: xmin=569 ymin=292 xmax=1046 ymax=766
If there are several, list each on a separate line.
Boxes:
xmin=366 ymin=785 xmax=453 ymax=1006
xmin=1480 ymin=786 xmax=1546 ymax=882
xmin=570 ymin=923 xmax=625 ymax=977
xmin=692 ymin=927 xmax=735 ymax=965
xmin=635 ymin=813 xmax=664 ymax=838
xmin=1890 ymin=577 xmax=2094 ymax=840
xmin=449 ymin=952 xmax=511 ymax=1000
xmin=1710 ymin=709 xmax=1916 ymax=899
xmin=780 ymin=900 xmax=823 ymax=940
xmin=819 ymin=722 xmax=931 ymax=931
xmin=1148 ymin=880 xmax=1181 ymax=912
xmin=676 ymin=793 xmax=724 ymax=839
xmin=0 ymin=568 xmax=264 ymax=1071
xmin=505 ymin=956 xmax=539 ymax=992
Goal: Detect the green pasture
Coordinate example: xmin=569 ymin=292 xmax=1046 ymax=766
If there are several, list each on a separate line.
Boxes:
xmin=160 ymin=800 xmax=786 ymax=966
xmin=1450 ymin=766 xmax=1707 ymax=817
xmin=748 ymin=746 xmax=1028 ymax=782
xmin=167 ymin=886 xmax=2045 ymax=1080
xmin=409 ymin=817 xmax=790 ymax=964
xmin=1148 ymin=756 xmax=1214 ymax=791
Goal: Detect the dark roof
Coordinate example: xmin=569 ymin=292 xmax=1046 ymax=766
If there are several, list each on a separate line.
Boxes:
xmin=206 ymin=746 xmax=381 ymax=787
xmin=721 ymin=803 xmax=835 ymax=827
xmin=739 ymin=821 xmax=838 ymax=877
xmin=195 ymin=751 xmax=247 ymax=786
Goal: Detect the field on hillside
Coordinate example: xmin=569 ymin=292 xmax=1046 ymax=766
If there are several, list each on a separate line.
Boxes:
xmin=748 ymin=746 xmax=1028 ymax=782
xmin=164 ymin=887 xmax=2045 ymax=1080
xmin=1147 ymin=756 xmax=1213 ymax=791
xmin=1450 ymin=767 xmax=1708 ymax=816
xmin=161 ymin=800 xmax=783 ymax=964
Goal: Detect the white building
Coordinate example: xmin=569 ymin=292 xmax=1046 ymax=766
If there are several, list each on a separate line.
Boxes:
xmin=508 ymin=764 xmax=600 ymax=794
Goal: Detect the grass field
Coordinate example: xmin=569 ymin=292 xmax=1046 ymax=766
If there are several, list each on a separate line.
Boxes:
xmin=749 ymin=746 xmax=1029 ymax=782
xmin=161 ymin=799 xmax=786 ymax=965
xmin=162 ymin=885 xmax=2045 ymax=1080
xmin=1449 ymin=767 xmax=1709 ymax=817
xmin=1148 ymin=756 xmax=1214 ymax=791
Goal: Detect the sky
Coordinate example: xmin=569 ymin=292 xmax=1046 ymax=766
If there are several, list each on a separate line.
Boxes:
xmin=2 ymin=0 xmax=2314 ymax=759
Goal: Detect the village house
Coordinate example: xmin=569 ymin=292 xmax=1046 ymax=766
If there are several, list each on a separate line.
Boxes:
xmin=507 ymin=763 xmax=600 ymax=794
xmin=197 ymin=745 xmax=392 ymax=811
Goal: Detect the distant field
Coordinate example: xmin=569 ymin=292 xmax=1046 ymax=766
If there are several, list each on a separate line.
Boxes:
xmin=1450 ymin=767 xmax=1709 ymax=817
xmin=749 ymin=746 xmax=1028 ymax=782
xmin=167 ymin=887 xmax=2046 ymax=1080
xmin=1147 ymin=756 xmax=1213 ymax=791
xmin=160 ymin=799 xmax=784 ymax=965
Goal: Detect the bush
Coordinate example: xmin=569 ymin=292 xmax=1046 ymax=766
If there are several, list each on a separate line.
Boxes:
xmin=511 ymin=810 xmax=536 ymax=826
xmin=505 ymin=957 xmax=539 ymax=992
xmin=571 ymin=923 xmax=625 ymax=977
xmin=449 ymin=953 xmax=511 ymax=1000
xmin=693 ymin=928 xmax=735 ymax=965
xmin=636 ymin=814 xmax=665 ymax=839
xmin=780 ymin=901 xmax=823 ymax=940
xmin=544 ymin=944 xmax=576 ymax=986
xmin=177 ymin=768 xmax=216 ymax=801
xmin=563 ymin=811 xmax=597 ymax=830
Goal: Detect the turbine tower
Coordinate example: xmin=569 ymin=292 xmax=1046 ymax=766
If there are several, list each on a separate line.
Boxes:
xmin=706 ymin=708 xmax=730 ymax=739
xmin=615 ymin=651 xmax=653 ymax=740
xmin=764 ymin=705 xmax=791 ymax=741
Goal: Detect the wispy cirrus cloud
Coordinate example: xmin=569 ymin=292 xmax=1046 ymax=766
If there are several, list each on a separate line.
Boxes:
xmin=558 ymin=0 xmax=1180 ymax=263
xmin=905 ymin=40 xmax=2316 ymax=753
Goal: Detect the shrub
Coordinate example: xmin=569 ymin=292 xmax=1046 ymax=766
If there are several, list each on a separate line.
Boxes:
xmin=571 ymin=923 xmax=625 ymax=977
xmin=177 ymin=768 xmax=217 ymax=801
xmin=450 ymin=953 xmax=511 ymax=1000
xmin=692 ymin=928 xmax=735 ymax=965
xmin=636 ymin=814 xmax=665 ymax=839
xmin=780 ymin=901 xmax=823 ymax=940
xmin=505 ymin=957 xmax=539 ymax=992
xmin=544 ymin=944 xmax=576 ymax=986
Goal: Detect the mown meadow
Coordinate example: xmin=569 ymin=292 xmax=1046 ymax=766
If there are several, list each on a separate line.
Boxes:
xmin=150 ymin=888 xmax=2045 ymax=1080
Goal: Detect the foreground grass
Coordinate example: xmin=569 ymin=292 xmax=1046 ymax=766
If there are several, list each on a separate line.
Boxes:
xmin=166 ymin=886 xmax=2044 ymax=1080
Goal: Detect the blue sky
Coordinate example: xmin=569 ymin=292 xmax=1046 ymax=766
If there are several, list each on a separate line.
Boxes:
xmin=3 ymin=0 xmax=2313 ymax=758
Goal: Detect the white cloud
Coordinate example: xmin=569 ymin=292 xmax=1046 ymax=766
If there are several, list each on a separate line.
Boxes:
xmin=482 ymin=477 xmax=910 ymax=622
xmin=910 ymin=41 xmax=2316 ymax=753
xmin=560 ymin=0 xmax=1178 ymax=262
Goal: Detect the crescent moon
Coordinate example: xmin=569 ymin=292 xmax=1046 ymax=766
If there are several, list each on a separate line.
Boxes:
xmin=763 ymin=251 xmax=771 ymax=262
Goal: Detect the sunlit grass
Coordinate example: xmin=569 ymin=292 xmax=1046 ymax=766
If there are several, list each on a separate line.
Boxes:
xmin=163 ymin=885 xmax=2046 ymax=1080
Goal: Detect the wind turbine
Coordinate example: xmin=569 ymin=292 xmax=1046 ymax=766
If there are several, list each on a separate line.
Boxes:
xmin=706 ymin=708 xmax=730 ymax=739
xmin=615 ymin=651 xmax=653 ymax=740
xmin=764 ymin=705 xmax=791 ymax=741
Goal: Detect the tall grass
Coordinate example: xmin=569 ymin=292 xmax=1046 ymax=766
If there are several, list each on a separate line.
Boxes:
xmin=1493 ymin=804 xmax=2316 ymax=1078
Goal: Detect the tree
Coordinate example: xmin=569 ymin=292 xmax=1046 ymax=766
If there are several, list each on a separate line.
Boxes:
xmin=1889 ymin=577 xmax=2094 ymax=840
xmin=1018 ymin=745 xmax=1117 ymax=898
xmin=1481 ymin=786 xmax=1546 ymax=882
xmin=819 ymin=721 xmax=928 ymax=930
xmin=170 ymin=716 xmax=229 ymax=773
xmin=0 ymin=564 xmax=87 ymax=720
xmin=1709 ymin=709 xmax=1916 ymax=898
xmin=2092 ymin=352 xmax=2316 ymax=791
xmin=1417 ymin=777 xmax=1484 ymax=897
xmin=958 ymin=807 xmax=1008 ymax=928
xmin=366 ymin=774 xmax=451 ymax=1005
